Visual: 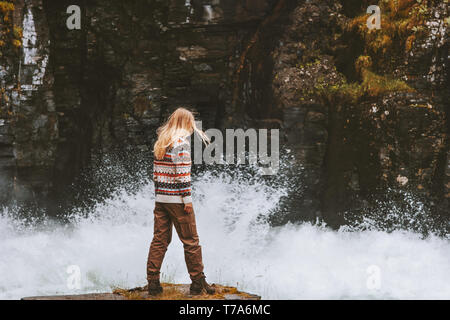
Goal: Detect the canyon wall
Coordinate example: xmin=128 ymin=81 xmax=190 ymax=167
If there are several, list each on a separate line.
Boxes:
xmin=0 ymin=0 xmax=448 ymax=227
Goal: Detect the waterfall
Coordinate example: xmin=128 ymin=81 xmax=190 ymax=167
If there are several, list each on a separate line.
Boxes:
xmin=21 ymin=7 xmax=48 ymax=91
xmin=0 ymin=166 xmax=449 ymax=299
xmin=203 ymin=5 xmax=214 ymax=22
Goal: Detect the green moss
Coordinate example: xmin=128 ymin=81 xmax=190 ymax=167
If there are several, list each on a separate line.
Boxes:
xmin=360 ymin=69 xmax=413 ymax=97
xmin=355 ymin=55 xmax=372 ymax=73
xmin=346 ymin=0 xmax=430 ymax=70
xmin=313 ymin=0 xmax=419 ymax=105
xmin=316 ymin=79 xmax=364 ymax=104
xmin=314 ymin=68 xmax=413 ymax=104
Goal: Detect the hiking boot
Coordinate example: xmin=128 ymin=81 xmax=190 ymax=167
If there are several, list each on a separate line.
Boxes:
xmin=190 ymin=276 xmax=215 ymax=295
xmin=147 ymin=279 xmax=163 ymax=296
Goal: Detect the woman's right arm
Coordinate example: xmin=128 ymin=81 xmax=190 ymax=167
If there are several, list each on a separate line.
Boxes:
xmin=172 ymin=139 xmax=192 ymax=205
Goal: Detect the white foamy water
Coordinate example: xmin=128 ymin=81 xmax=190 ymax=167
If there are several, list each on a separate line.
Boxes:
xmin=0 ymin=172 xmax=449 ymax=300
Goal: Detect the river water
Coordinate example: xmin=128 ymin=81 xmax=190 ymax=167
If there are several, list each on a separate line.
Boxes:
xmin=1 ymin=163 xmax=449 ymax=300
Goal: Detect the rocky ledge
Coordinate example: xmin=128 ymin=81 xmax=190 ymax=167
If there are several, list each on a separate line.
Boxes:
xmin=21 ymin=283 xmax=261 ymax=300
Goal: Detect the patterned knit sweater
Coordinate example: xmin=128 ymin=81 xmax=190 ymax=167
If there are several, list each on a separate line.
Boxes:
xmin=153 ymin=137 xmax=192 ymax=204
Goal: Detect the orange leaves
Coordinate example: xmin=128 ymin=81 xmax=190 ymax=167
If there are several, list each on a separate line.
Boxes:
xmin=0 ymin=1 xmax=14 ymax=14
xmin=0 ymin=1 xmax=22 ymax=51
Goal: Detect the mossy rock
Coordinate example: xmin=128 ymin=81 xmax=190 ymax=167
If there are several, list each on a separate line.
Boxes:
xmin=113 ymin=283 xmax=261 ymax=300
xmin=21 ymin=283 xmax=261 ymax=300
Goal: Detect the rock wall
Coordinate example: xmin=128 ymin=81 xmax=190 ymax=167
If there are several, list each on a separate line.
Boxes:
xmin=1 ymin=0 xmax=277 ymax=211
xmin=0 ymin=0 xmax=448 ymax=227
xmin=1 ymin=0 xmax=53 ymax=207
xmin=267 ymin=0 xmax=449 ymax=227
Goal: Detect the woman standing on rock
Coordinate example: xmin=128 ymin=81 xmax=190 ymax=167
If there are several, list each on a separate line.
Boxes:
xmin=146 ymin=107 xmax=215 ymax=296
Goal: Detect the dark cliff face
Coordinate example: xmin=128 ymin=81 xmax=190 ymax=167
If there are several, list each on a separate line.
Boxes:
xmin=0 ymin=0 xmax=448 ymax=228
xmin=1 ymin=0 xmax=276 ymax=209
xmin=267 ymin=0 xmax=449 ymax=228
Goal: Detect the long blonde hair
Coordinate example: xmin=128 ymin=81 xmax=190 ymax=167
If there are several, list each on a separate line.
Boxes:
xmin=153 ymin=107 xmax=210 ymax=160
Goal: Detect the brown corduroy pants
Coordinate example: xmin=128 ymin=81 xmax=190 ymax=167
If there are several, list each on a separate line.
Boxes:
xmin=147 ymin=202 xmax=204 ymax=281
